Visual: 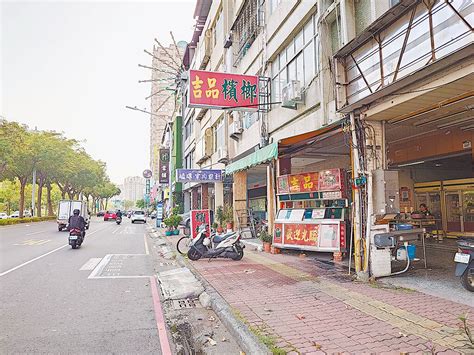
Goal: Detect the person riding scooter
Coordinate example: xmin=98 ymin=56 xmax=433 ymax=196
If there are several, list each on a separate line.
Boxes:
xmin=68 ymin=209 xmax=86 ymax=238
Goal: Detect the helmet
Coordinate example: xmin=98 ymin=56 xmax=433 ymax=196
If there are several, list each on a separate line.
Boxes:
xmin=73 ymin=209 xmax=80 ymax=215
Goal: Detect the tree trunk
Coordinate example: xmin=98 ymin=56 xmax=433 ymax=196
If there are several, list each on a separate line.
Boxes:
xmin=105 ymin=198 xmax=109 ymax=210
xmin=67 ymin=190 xmax=74 ymax=200
xmin=37 ymin=178 xmax=44 ymax=217
xmin=46 ymin=183 xmax=54 ymax=216
xmin=19 ymin=177 xmax=27 ymax=218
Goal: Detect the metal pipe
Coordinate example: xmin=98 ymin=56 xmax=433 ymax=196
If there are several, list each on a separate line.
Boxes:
xmin=350 ymin=112 xmax=362 ymax=273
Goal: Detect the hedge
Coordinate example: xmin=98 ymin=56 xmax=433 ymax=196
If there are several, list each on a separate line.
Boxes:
xmin=0 ymin=216 xmax=56 ymax=226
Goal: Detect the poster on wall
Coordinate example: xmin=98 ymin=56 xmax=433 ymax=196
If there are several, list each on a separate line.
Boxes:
xmin=274 ymin=223 xmax=283 ymax=244
xmin=283 ymin=224 xmax=319 ymax=246
xmin=276 ymin=175 xmax=290 ymax=194
xmin=190 ymin=209 xmax=211 ymax=239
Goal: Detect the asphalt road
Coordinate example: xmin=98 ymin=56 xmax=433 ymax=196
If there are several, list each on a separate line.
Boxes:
xmin=0 ymin=217 xmax=166 ymax=353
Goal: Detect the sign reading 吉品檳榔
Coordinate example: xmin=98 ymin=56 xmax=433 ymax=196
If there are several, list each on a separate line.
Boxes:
xmin=188 ymin=70 xmax=259 ymax=110
xmin=176 ymin=169 xmax=223 ymax=183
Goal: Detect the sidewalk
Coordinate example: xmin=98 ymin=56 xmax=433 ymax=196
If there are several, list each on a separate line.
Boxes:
xmin=187 ymin=247 xmax=474 ymax=354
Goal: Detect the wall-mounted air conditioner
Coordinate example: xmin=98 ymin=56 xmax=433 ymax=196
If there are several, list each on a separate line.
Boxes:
xmin=281 ymin=80 xmax=303 ymax=109
xmin=229 ymin=120 xmax=243 ymax=140
xmin=217 ymin=147 xmax=229 ymax=164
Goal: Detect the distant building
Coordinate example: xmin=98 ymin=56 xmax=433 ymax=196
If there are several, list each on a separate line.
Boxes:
xmin=121 ymin=176 xmax=145 ymax=202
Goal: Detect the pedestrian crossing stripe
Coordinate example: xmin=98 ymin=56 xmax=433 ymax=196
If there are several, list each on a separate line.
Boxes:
xmin=13 ymin=239 xmax=51 ymax=246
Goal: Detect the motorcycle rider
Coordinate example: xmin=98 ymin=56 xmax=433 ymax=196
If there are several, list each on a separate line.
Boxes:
xmin=68 ymin=209 xmax=86 ymax=238
xmin=116 ymin=209 xmax=123 ymax=220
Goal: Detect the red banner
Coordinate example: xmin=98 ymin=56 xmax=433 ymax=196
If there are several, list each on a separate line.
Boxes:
xmin=284 ymin=224 xmax=319 ymax=246
xmin=318 ymin=169 xmax=343 ymax=191
xmin=189 ymin=70 xmax=259 ymax=110
xmin=190 ymin=209 xmax=211 ymax=239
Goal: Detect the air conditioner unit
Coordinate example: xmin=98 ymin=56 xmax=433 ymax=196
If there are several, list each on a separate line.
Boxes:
xmin=281 ymin=80 xmax=303 ymax=109
xmin=217 ymin=147 xmax=229 ymax=163
xmin=229 ymin=120 xmax=243 ymax=140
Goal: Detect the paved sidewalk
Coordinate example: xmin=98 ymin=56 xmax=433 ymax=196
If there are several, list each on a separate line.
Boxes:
xmin=188 ymin=248 xmax=474 ymax=354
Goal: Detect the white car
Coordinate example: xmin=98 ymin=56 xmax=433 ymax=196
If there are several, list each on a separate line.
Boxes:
xmin=9 ymin=211 xmax=20 ymax=218
xmin=131 ymin=210 xmax=146 ymax=224
xmin=0 ymin=213 xmax=8 ymax=219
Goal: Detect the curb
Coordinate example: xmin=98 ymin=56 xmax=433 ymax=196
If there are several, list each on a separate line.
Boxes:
xmin=147 ymin=228 xmax=271 ymax=355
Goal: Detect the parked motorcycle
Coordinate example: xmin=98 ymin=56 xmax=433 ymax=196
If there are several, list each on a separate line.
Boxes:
xmin=187 ymin=225 xmax=244 ymax=261
xmin=116 ymin=216 xmax=122 ymax=225
xmin=454 ymin=238 xmax=474 ymax=292
xmin=69 ymin=228 xmax=84 ymax=249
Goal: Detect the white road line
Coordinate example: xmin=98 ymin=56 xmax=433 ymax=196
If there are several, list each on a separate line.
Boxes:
xmin=112 ymin=227 xmax=121 ymax=235
xmin=80 ymin=258 xmax=103 ymax=271
xmin=26 ymin=230 xmax=53 ymax=236
xmin=0 ymin=244 xmax=68 ymax=277
xmin=0 ymin=226 xmax=109 ymax=277
xmin=144 ymin=234 xmax=150 ymax=255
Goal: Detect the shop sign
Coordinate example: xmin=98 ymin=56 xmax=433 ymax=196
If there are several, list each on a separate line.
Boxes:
xmin=143 ymin=169 xmax=152 ymax=179
xmin=176 ymin=169 xmax=223 ymax=182
xmin=277 ymin=172 xmax=319 ymax=194
xmin=190 ymin=209 xmax=211 ymax=239
xmin=318 ymin=169 xmax=343 ymax=191
xmin=159 ymin=149 xmax=170 ymax=184
xmin=284 ymin=223 xmax=319 ymax=246
xmin=188 ymin=70 xmax=259 ymax=110
xmin=276 ymin=176 xmax=290 ymax=194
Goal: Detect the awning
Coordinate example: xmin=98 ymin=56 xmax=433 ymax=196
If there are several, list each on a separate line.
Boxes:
xmin=225 ymin=142 xmax=278 ymax=175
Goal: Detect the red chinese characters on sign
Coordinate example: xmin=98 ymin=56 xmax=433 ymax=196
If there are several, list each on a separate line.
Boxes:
xmin=190 ymin=209 xmax=211 ymax=239
xmin=287 ymin=172 xmax=319 ymax=193
xmin=284 ymin=224 xmax=319 ymax=246
xmin=189 ymin=70 xmax=259 ymax=110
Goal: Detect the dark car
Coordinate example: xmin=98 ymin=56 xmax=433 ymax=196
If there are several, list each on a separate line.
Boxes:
xmin=97 ymin=211 xmax=105 ymax=217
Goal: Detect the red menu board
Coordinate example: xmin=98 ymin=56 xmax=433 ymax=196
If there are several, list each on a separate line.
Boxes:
xmin=190 ymin=209 xmax=211 ymax=239
xmin=318 ymin=169 xmax=343 ymax=191
xmin=284 ymin=224 xmax=319 ymax=246
xmin=287 ymin=172 xmax=319 ymax=193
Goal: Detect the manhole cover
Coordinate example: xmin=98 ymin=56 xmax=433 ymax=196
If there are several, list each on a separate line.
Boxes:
xmin=172 ymin=298 xmax=201 ymax=310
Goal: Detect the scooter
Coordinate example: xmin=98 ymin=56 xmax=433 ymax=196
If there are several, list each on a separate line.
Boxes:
xmin=454 ymin=238 xmax=474 ymax=292
xmin=116 ymin=216 xmax=122 ymax=225
xmin=69 ymin=228 xmax=84 ymax=249
xmin=187 ymin=224 xmax=244 ymax=261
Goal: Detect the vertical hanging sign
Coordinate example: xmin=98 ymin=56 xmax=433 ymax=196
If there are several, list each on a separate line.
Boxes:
xmin=159 ymin=149 xmax=170 ymax=184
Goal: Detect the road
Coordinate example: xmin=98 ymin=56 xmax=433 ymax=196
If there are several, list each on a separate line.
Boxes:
xmin=0 ymin=217 xmax=169 ymax=353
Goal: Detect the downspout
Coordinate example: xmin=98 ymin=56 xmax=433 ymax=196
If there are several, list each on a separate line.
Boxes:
xmin=350 ymin=112 xmax=362 ymax=274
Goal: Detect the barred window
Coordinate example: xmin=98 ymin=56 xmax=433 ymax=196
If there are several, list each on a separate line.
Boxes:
xmin=232 ymin=0 xmax=261 ymax=64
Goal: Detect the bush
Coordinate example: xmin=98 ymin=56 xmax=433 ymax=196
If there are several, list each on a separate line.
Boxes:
xmin=0 ymin=216 xmax=56 ymax=226
xmin=260 ymin=229 xmax=272 ymax=243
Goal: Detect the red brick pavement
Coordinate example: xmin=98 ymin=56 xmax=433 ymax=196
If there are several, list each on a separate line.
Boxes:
xmin=188 ymin=249 xmax=473 ymax=354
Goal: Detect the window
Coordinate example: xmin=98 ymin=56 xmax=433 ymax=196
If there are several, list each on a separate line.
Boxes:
xmin=184 ymin=118 xmax=194 ymax=141
xmin=271 ymin=14 xmax=318 ymax=101
xmin=184 ymin=150 xmax=195 ymax=169
xmin=232 ymin=0 xmax=260 ymax=63
xmin=243 ymin=111 xmax=258 ymax=129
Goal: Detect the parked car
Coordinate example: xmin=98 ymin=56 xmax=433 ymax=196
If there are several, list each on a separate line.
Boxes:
xmin=0 ymin=213 xmax=8 ymax=219
xmin=131 ymin=210 xmax=146 ymax=224
xmin=97 ymin=210 xmax=105 ymax=217
xmin=104 ymin=211 xmax=117 ymax=221
xmin=9 ymin=211 xmax=20 ymax=218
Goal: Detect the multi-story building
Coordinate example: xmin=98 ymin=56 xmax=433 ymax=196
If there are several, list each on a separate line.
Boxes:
xmin=121 ymin=176 xmax=145 ymax=203
xmin=150 ymin=44 xmax=184 ymax=179
xmin=178 ymin=0 xmax=473 ymax=276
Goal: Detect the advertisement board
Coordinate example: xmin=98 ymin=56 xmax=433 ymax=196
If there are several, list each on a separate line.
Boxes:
xmin=190 ymin=209 xmax=211 ymax=239
xmin=159 ymin=149 xmax=170 ymax=184
xmin=189 ymin=70 xmax=259 ymax=110
xmin=176 ymin=169 xmax=223 ymax=182
xmin=283 ymin=223 xmax=319 ymax=246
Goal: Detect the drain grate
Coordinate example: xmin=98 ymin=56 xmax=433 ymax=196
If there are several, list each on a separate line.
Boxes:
xmin=172 ymin=298 xmax=201 ymax=310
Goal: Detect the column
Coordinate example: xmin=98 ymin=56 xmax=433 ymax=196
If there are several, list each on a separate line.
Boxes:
xmin=215 ymin=181 xmax=224 ymax=208
xmin=233 ymin=170 xmax=247 ymax=229
xmin=267 ymin=164 xmax=276 ymax=238
xmin=201 ymin=183 xmax=209 ymax=209
xmin=191 ymin=188 xmax=199 ymax=210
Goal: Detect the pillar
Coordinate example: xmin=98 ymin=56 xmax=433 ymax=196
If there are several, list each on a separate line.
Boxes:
xmin=233 ymin=170 xmax=247 ymax=229
xmin=201 ymin=183 xmax=209 ymax=209
xmin=215 ymin=181 xmax=224 ymax=208
xmin=267 ymin=164 xmax=276 ymax=237
xmin=191 ymin=188 xmax=199 ymax=210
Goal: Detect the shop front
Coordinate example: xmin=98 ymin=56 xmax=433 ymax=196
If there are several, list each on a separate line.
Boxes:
xmin=273 ymin=123 xmax=352 ymax=260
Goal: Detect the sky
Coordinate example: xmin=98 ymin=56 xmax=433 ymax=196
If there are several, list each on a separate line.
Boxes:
xmin=1 ymin=0 xmax=195 ymax=184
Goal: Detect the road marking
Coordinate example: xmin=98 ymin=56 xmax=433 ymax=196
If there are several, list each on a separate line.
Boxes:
xmin=0 ymin=244 xmax=69 ymax=277
xmin=150 ymin=276 xmax=172 ymax=355
xmin=26 ymin=230 xmax=53 ymax=236
xmin=112 ymin=226 xmax=121 ymax=235
xmin=144 ymin=234 xmax=149 ymax=255
xmin=88 ymin=253 xmax=149 ymax=279
xmin=13 ymin=239 xmax=51 ymax=246
xmin=0 ymin=225 xmax=108 ymax=277
xmin=80 ymin=258 xmax=103 ymax=271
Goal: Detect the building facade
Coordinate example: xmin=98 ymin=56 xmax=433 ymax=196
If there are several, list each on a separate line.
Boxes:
xmin=175 ymin=0 xmax=472 ymax=275
xmin=121 ymin=176 xmax=145 ymax=203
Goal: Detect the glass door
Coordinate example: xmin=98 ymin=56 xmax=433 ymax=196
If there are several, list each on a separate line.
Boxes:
xmin=445 ymin=192 xmax=462 ymax=232
xmin=462 ymin=190 xmax=474 ymax=233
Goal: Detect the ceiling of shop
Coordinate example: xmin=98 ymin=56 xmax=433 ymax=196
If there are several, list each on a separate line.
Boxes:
xmin=368 ymin=73 xmax=474 ymax=125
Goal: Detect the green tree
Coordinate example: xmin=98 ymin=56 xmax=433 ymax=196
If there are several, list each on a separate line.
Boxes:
xmin=136 ymin=199 xmax=146 ymax=209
